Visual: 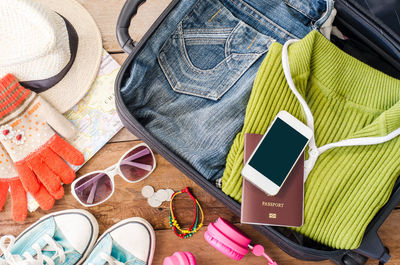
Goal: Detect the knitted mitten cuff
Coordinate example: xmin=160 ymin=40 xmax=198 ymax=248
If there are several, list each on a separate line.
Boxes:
xmin=0 ymin=74 xmax=33 ymax=123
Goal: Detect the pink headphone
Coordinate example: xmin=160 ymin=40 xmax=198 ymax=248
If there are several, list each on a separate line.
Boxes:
xmin=163 ymin=218 xmax=277 ymax=265
xmin=163 ymin=252 xmax=197 ymax=265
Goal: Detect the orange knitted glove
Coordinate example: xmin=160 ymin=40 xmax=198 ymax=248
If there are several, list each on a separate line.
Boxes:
xmin=0 ymin=74 xmax=84 ymax=212
xmin=0 ymin=146 xmax=28 ymax=222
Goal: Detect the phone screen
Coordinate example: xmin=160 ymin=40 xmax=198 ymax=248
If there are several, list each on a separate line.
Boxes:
xmin=248 ymin=117 xmax=308 ymax=186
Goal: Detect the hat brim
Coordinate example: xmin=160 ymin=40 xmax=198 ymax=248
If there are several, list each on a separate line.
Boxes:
xmin=36 ymin=0 xmax=103 ymax=113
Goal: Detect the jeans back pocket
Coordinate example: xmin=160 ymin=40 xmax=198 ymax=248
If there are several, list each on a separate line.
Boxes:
xmin=158 ymin=0 xmax=273 ymax=100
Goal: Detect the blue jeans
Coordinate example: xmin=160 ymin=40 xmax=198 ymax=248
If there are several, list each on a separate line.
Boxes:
xmin=121 ymin=0 xmax=333 ymax=180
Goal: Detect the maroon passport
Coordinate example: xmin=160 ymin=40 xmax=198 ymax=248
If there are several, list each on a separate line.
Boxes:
xmin=241 ymin=133 xmax=304 ymax=227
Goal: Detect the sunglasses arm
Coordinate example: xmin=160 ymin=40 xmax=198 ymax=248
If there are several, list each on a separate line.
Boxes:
xmin=86 ymin=178 xmax=99 ymax=204
xmin=120 ymin=160 xmax=153 ymax=171
xmin=124 ymin=148 xmax=150 ymax=162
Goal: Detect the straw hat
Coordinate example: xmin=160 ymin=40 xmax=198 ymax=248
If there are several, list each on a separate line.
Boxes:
xmin=0 ymin=0 xmax=102 ymax=113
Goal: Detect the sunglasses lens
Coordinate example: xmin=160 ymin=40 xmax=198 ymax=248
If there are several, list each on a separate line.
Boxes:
xmin=120 ymin=145 xmax=155 ymax=181
xmin=74 ymin=173 xmax=113 ymax=205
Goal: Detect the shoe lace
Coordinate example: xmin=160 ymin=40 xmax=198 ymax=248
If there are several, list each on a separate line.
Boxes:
xmin=0 ymin=234 xmax=70 ymax=265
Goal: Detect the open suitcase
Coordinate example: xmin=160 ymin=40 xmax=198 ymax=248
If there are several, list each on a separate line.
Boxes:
xmin=114 ymin=0 xmax=400 ymax=264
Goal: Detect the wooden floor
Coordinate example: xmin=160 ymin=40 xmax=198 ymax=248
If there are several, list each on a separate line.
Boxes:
xmin=1 ymin=0 xmax=399 ymax=264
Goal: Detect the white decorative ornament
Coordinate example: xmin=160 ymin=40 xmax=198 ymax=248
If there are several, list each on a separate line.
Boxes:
xmin=14 ymin=130 xmax=26 ymax=145
xmin=0 ymin=125 xmax=14 ymax=140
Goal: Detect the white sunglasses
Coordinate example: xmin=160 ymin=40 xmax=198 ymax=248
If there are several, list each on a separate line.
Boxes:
xmin=71 ymin=143 xmax=156 ymax=207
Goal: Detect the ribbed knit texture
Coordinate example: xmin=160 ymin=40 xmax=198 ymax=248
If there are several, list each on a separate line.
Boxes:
xmin=222 ymin=30 xmax=400 ymax=249
xmin=0 ymin=74 xmax=32 ymax=119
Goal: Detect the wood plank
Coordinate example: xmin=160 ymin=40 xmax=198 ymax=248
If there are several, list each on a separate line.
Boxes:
xmin=77 ymin=0 xmax=172 ymax=52
xmin=76 ymin=0 xmax=125 ymax=52
xmin=110 ymin=53 xmax=128 ymax=65
xmin=109 ymin=127 xmax=139 ymax=142
xmin=365 ymin=210 xmax=400 ymax=265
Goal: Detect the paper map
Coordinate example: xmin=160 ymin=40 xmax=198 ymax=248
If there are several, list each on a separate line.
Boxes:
xmin=27 ymin=50 xmax=123 ymax=211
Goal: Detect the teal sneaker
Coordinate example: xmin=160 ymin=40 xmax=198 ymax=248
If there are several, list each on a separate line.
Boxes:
xmin=84 ymin=217 xmax=155 ymax=265
xmin=0 ymin=209 xmax=98 ymax=265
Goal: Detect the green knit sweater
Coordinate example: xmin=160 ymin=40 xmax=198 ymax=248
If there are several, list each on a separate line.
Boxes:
xmin=222 ymin=30 xmax=400 ymax=249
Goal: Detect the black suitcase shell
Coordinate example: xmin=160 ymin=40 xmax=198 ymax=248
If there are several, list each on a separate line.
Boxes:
xmin=115 ymin=0 xmax=400 ymax=264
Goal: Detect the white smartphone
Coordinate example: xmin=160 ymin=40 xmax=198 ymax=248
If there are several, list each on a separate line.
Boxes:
xmin=241 ymin=110 xmax=313 ymax=196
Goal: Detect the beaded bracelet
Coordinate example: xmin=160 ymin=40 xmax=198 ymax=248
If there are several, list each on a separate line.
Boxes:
xmin=169 ymin=187 xmax=204 ymax=239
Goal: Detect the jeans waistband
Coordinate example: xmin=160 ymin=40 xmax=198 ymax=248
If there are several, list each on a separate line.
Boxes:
xmin=218 ymin=0 xmax=334 ymax=41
